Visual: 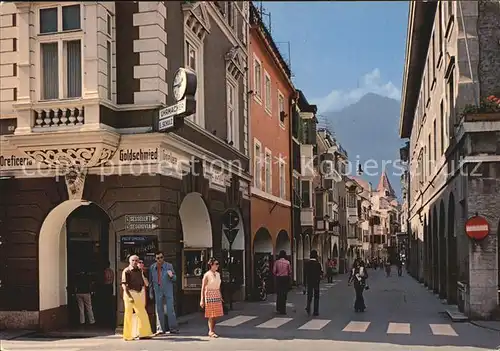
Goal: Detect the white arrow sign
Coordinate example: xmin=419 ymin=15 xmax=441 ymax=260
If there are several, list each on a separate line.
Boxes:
xmin=125 ymin=222 xmax=158 ymax=231
xmin=125 ymin=214 xmax=159 ymax=223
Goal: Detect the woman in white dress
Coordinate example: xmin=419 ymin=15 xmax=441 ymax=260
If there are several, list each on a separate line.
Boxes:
xmin=200 ymin=258 xmax=224 ymax=338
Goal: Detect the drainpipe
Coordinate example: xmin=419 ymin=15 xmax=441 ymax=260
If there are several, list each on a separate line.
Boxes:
xmin=289 ymin=97 xmax=297 ymax=285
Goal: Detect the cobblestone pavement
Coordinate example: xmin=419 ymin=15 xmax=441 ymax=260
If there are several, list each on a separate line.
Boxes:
xmin=2 ymin=269 xmax=499 ymax=351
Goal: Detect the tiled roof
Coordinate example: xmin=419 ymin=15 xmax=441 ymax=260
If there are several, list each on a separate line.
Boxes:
xmin=377 ymin=171 xmax=396 ymax=197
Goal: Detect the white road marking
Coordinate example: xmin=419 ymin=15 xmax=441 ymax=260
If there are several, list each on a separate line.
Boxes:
xmin=218 ymin=315 xmax=257 ymax=327
xmin=342 ymin=321 xmax=371 ymax=333
xmin=429 ymin=323 xmax=458 ymax=336
xmin=298 ymin=319 xmax=331 ymax=330
xmin=387 ymin=322 xmax=411 ymax=334
xmin=256 ymin=317 xmax=293 ymax=329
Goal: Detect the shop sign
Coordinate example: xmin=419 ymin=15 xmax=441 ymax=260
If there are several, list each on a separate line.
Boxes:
xmin=158 ymin=67 xmax=197 ymax=132
xmin=120 ymin=235 xmax=158 ymax=266
xmin=111 ymin=147 xmax=180 ymax=166
xmin=0 ymin=153 xmax=36 ymax=170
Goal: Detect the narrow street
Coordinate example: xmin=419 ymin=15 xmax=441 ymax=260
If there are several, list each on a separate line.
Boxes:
xmin=2 ymin=270 xmax=499 ymax=351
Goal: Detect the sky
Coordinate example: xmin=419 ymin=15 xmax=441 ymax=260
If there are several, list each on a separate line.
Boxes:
xmin=259 ymin=1 xmax=409 ymax=112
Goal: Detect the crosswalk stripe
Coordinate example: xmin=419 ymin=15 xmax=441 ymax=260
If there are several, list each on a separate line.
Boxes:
xmin=342 ymin=321 xmax=370 ymax=333
xmin=218 ymin=315 xmax=257 ymax=327
xmin=298 ymin=319 xmax=331 ymax=330
xmin=429 ymin=323 xmax=458 ymax=336
xmin=256 ymin=317 xmax=293 ymax=328
xmin=387 ymin=322 xmax=411 ymax=334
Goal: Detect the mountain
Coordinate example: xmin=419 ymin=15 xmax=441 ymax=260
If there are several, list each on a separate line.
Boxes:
xmin=325 ymin=93 xmax=403 ymax=198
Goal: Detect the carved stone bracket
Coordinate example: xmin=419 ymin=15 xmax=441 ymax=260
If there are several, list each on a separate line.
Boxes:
xmin=64 ymin=166 xmax=87 ymax=200
xmin=183 ymin=1 xmax=210 ymax=41
xmin=225 ymin=47 xmax=244 ymax=81
xmin=24 ymin=147 xmax=115 ymax=169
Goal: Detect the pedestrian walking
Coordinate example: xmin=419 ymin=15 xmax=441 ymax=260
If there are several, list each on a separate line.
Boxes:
xmin=348 ymin=260 xmax=368 ymax=312
xmin=273 ymin=250 xmax=291 ymax=315
xmin=121 ymin=255 xmax=154 ymax=341
xmin=385 ymin=259 xmax=391 ymax=277
xmin=304 ymin=250 xmax=323 ymax=316
xmin=326 ymin=258 xmax=334 ymax=283
xmin=200 ymin=258 xmax=224 ymax=338
xmin=149 ymin=251 xmax=179 ymax=334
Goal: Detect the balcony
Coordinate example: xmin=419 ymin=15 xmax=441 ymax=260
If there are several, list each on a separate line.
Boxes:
xmin=347 ymin=207 xmax=358 ymax=223
xmin=301 ymin=207 xmax=314 ymax=227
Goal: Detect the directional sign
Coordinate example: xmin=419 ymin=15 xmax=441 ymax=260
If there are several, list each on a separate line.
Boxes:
xmin=224 ymin=228 xmax=239 ymax=245
xmin=125 ymin=214 xmax=158 ymax=223
xmin=158 ymin=98 xmax=195 ymax=132
xmin=125 ymin=222 xmax=159 ymax=231
xmin=465 ymin=215 xmax=489 ymax=240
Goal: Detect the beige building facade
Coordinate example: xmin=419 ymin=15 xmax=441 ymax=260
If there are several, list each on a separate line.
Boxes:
xmin=400 ymin=1 xmax=500 ymax=318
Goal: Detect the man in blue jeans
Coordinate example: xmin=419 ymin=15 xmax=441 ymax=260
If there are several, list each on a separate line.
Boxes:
xmin=149 ymin=251 xmax=179 ymax=334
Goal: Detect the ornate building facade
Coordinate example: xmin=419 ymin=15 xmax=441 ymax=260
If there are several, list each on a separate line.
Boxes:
xmin=0 ymin=1 xmax=252 ymax=330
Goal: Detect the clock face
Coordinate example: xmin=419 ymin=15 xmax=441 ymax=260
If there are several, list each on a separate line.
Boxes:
xmin=173 ymin=69 xmax=187 ymax=101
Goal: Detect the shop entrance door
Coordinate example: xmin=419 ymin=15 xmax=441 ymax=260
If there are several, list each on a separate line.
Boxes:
xmin=66 ymin=203 xmax=114 ymax=330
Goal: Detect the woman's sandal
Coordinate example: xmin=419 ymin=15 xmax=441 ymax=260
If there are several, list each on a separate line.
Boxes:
xmin=208 ymin=332 xmax=219 ymax=338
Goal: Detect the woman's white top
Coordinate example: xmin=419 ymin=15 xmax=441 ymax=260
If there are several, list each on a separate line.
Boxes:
xmin=204 ymin=271 xmax=221 ymax=290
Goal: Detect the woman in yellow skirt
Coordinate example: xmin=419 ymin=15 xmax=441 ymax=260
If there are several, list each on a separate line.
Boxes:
xmin=200 ymin=258 xmax=224 ymax=338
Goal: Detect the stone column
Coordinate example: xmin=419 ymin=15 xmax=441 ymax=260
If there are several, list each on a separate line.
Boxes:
xmin=14 ymin=3 xmax=34 ymax=134
xmin=132 ymin=1 xmax=168 ymax=105
xmin=466 ymin=163 xmax=500 ymax=319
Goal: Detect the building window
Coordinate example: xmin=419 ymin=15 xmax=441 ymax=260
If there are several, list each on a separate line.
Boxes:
xmin=253 ymin=58 xmax=262 ymax=99
xmin=265 ymin=149 xmax=272 ymax=193
xmin=347 ymin=191 xmax=356 ymax=208
xmin=278 ymin=91 xmax=285 ymax=127
xmin=433 ymin=119 xmax=437 ymax=162
xmin=254 ymin=140 xmax=262 ymax=189
xmin=106 ymin=40 xmax=112 ymax=100
xmin=182 ymin=248 xmax=209 ymax=290
xmin=301 ymin=180 xmax=311 ymax=208
xmin=279 ymin=160 xmax=286 ymax=199
xmin=39 ymin=5 xmax=81 ymax=34
xmin=38 ymin=5 xmax=83 ymax=101
xmin=184 ymin=37 xmax=204 ymax=126
xmin=440 ymin=100 xmax=445 ymax=154
xmin=264 ymin=71 xmax=271 ymax=113
xmin=226 ymin=80 xmax=237 ymax=146
xmin=40 ymin=40 xmax=82 ymax=100
xmin=106 ymin=12 xmax=112 ymax=36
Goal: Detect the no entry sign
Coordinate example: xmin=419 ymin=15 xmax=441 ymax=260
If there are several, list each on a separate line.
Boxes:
xmin=465 ymin=215 xmax=490 ymax=240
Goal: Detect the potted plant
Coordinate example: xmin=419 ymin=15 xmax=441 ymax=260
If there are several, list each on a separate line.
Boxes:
xmin=460 ymin=95 xmax=500 ymax=122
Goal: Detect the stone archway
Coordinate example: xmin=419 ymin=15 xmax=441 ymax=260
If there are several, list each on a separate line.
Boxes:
xmin=179 ymin=192 xmax=213 ymax=249
xmin=439 ymin=201 xmax=447 ymax=299
xmin=276 ymin=229 xmax=291 ymax=255
xmin=432 ymin=207 xmax=439 ymax=292
xmin=38 ymin=199 xmax=115 ymax=320
xmin=253 ymin=227 xmax=273 ymax=254
xmin=447 ymin=193 xmax=457 ymax=304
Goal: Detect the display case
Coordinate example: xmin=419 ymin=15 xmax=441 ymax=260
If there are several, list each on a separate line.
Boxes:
xmin=182 ymin=248 xmax=209 ymax=290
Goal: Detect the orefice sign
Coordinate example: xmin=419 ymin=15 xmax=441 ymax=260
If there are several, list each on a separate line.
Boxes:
xmin=158 ymin=67 xmax=197 ymax=132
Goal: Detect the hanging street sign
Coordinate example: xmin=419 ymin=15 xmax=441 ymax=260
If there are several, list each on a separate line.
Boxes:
xmin=157 ymin=67 xmax=197 ymax=133
xmin=465 ymin=215 xmax=489 ymax=241
xmin=125 ymin=214 xmax=159 ymax=223
xmin=125 ymin=214 xmax=159 ymax=231
xmin=125 ymin=222 xmax=159 ymax=231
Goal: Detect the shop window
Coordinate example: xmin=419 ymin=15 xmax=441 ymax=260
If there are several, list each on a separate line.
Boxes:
xmin=182 ymin=248 xmax=209 ymax=290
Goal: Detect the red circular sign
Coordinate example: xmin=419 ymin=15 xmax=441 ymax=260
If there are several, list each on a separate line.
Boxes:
xmin=465 ymin=215 xmax=490 ymax=240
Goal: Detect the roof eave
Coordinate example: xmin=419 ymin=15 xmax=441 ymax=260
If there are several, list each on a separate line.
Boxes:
xmin=399 ymin=1 xmax=437 ymax=139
